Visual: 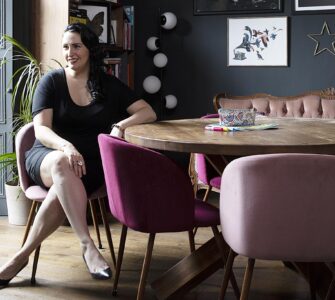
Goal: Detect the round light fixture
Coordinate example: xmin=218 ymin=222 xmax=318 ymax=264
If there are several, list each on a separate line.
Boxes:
xmin=165 ymin=94 xmax=177 ymax=109
xmin=161 ymin=12 xmax=177 ymax=30
xmin=146 ymin=36 xmax=160 ymax=51
xmin=153 ymin=53 xmax=168 ymax=68
xmin=143 ymin=76 xmax=161 ymax=94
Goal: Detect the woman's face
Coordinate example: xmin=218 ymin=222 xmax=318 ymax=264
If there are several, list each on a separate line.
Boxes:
xmin=62 ymin=31 xmax=90 ymax=72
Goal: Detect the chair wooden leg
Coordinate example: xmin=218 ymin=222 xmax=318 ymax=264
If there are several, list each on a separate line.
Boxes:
xmin=31 ymin=244 xmax=41 ymax=285
xmin=113 ymin=225 xmax=128 ymax=296
xmin=212 ymin=226 xmax=240 ymax=300
xmin=240 ymin=258 xmax=255 ymax=300
xmin=188 ymin=230 xmax=196 ymax=253
xmin=98 ymin=197 xmax=116 ymax=268
xmin=193 ymin=186 xmax=212 ymax=237
xmin=137 ymin=233 xmax=155 ymax=300
xmin=22 ymin=201 xmax=38 ymax=246
xmin=89 ymin=199 xmax=102 ymax=249
xmin=220 ymin=248 xmax=237 ymax=300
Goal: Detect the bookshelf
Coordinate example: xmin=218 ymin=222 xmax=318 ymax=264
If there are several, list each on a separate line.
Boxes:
xmin=32 ymin=0 xmax=135 ymax=88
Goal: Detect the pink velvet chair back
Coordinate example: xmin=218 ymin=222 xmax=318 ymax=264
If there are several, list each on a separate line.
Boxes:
xmin=15 ymin=122 xmax=36 ymax=193
xmin=220 ymin=153 xmax=335 ymax=262
xmin=98 ymin=134 xmax=195 ymax=233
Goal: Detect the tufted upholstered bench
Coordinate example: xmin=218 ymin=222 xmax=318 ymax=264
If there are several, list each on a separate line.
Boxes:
xmin=213 ymin=88 xmax=335 ymax=119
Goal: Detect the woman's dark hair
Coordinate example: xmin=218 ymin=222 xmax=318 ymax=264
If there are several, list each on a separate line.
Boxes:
xmin=64 ymin=23 xmax=105 ymax=102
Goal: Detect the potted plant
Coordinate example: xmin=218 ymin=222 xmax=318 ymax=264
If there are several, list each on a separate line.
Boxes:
xmin=0 ymin=35 xmax=45 ymax=225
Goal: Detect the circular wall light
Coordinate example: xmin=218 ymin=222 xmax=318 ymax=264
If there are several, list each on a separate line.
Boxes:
xmin=153 ymin=53 xmax=168 ymax=68
xmin=146 ymin=36 xmax=160 ymax=51
xmin=161 ymin=12 xmax=177 ymax=30
xmin=143 ymin=75 xmax=161 ymax=94
xmin=165 ymin=94 xmax=177 ymax=109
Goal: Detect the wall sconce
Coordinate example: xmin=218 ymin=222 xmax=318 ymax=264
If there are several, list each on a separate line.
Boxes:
xmin=143 ymin=75 xmax=161 ymax=94
xmin=165 ymin=94 xmax=177 ymax=109
xmin=153 ymin=53 xmax=168 ymax=68
xmin=143 ymin=10 xmax=178 ymax=113
xmin=161 ymin=12 xmax=177 ymax=30
xmin=146 ymin=36 xmax=160 ymax=51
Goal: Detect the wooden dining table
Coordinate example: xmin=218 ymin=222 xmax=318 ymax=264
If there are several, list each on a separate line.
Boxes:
xmin=125 ymin=116 xmax=335 ymax=299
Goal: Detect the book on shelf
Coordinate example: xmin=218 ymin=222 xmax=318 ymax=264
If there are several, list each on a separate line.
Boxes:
xmin=123 ymin=5 xmax=134 ymax=50
xmin=69 ymin=8 xmax=87 ymax=25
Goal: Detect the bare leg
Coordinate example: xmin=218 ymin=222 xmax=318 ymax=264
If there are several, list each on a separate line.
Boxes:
xmin=0 ymin=186 xmax=65 ymax=280
xmin=40 ymin=151 xmax=109 ymax=274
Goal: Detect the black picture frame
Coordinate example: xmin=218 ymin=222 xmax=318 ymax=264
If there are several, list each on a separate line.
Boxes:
xmin=292 ymin=0 xmax=335 ymax=15
xmin=78 ymin=1 xmax=111 ymax=44
xmin=194 ymin=0 xmax=283 ymax=15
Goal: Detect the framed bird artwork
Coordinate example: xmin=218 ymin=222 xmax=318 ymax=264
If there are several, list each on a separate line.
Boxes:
xmin=292 ymin=0 xmax=335 ymax=15
xmin=194 ymin=0 xmax=282 ymax=15
xmin=227 ymin=17 xmax=288 ymax=67
xmin=78 ymin=1 xmax=111 ymax=44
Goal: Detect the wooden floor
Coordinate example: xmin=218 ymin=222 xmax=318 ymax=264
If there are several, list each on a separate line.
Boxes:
xmin=0 ymin=198 xmax=311 ymax=300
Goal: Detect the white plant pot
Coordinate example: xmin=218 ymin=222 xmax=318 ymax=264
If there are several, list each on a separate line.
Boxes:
xmin=5 ymin=182 xmax=30 ymax=226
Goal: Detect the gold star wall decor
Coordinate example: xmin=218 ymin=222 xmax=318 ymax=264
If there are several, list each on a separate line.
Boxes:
xmin=308 ymin=22 xmax=335 ymax=56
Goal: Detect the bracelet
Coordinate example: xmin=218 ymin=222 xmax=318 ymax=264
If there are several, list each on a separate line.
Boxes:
xmin=111 ymin=123 xmax=124 ymax=131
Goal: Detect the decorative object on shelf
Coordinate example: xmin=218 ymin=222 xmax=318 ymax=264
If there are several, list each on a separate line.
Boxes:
xmin=227 ymin=16 xmax=288 ymax=67
xmin=153 ymin=53 xmax=168 ymax=68
xmin=194 ymin=0 xmax=282 ymax=15
xmin=144 ymin=10 xmax=178 ymax=111
xmin=160 ymin=12 xmax=177 ymax=30
xmin=146 ymin=36 xmax=160 ymax=51
xmin=143 ymin=75 xmax=162 ymax=94
xmin=292 ymin=0 xmax=335 ymax=15
xmin=165 ymin=94 xmax=178 ymax=109
xmin=78 ymin=1 xmax=111 ymax=44
xmin=307 ymin=22 xmax=335 ymax=56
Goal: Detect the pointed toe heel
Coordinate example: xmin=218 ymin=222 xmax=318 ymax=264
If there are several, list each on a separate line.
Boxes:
xmin=82 ymin=255 xmax=112 ymax=280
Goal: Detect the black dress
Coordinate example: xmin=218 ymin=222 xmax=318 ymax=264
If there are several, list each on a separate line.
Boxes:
xmin=25 ymin=68 xmax=139 ymax=194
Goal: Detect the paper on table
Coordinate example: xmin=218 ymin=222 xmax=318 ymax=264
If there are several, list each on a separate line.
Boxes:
xmin=205 ymin=123 xmax=279 ymax=132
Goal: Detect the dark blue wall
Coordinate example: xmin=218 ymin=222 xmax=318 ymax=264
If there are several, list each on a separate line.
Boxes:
xmin=133 ymin=0 xmax=335 ymax=120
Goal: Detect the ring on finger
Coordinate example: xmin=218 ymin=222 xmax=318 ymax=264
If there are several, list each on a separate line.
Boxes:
xmin=77 ymin=160 xmax=83 ymax=166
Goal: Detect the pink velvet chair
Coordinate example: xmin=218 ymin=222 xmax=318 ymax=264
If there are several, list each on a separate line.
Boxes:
xmin=98 ymin=134 xmax=240 ymax=300
xmin=219 ymin=153 xmax=335 ymax=300
xmin=15 ymin=122 xmax=116 ymax=283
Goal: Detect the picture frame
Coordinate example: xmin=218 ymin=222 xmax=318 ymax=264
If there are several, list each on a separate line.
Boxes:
xmin=292 ymin=0 xmax=335 ymax=15
xmin=194 ymin=0 xmax=282 ymax=15
xmin=78 ymin=1 xmax=110 ymax=44
xmin=227 ymin=17 xmax=288 ymax=67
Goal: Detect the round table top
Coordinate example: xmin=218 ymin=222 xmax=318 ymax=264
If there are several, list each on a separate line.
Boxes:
xmin=124 ymin=117 xmax=335 ymax=156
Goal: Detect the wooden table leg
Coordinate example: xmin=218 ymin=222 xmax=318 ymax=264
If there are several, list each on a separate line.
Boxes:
xmin=151 ymin=237 xmax=223 ymax=299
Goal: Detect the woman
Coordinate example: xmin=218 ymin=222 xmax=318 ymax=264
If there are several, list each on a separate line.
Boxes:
xmin=0 ymin=23 xmax=156 ymax=285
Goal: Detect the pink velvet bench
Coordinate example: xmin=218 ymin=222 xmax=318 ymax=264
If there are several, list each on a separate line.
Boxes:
xmin=213 ymin=88 xmax=335 ymax=119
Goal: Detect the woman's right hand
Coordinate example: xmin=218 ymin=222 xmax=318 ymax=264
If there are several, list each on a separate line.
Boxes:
xmin=62 ymin=144 xmax=86 ymax=178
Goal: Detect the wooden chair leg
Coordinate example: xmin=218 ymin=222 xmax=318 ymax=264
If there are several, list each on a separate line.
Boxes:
xmin=212 ymin=226 xmax=240 ymax=300
xmin=98 ymin=197 xmax=116 ymax=268
xmin=220 ymin=248 xmax=237 ymax=300
xmin=193 ymin=186 xmax=212 ymax=238
xmin=22 ymin=201 xmax=38 ymax=246
xmin=31 ymin=244 xmax=41 ymax=285
xmin=89 ymin=199 xmax=102 ymax=249
xmin=137 ymin=233 xmax=155 ymax=300
xmin=113 ymin=225 xmax=128 ymax=296
xmin=240 ymin=258 xmax=255 ymax=300
xmin=188 ymin=230 xmax=196 ymax=253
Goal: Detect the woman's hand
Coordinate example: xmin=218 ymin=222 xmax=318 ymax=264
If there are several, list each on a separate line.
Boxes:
xmin=62 ymin=144 xmax=86 ymax=178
